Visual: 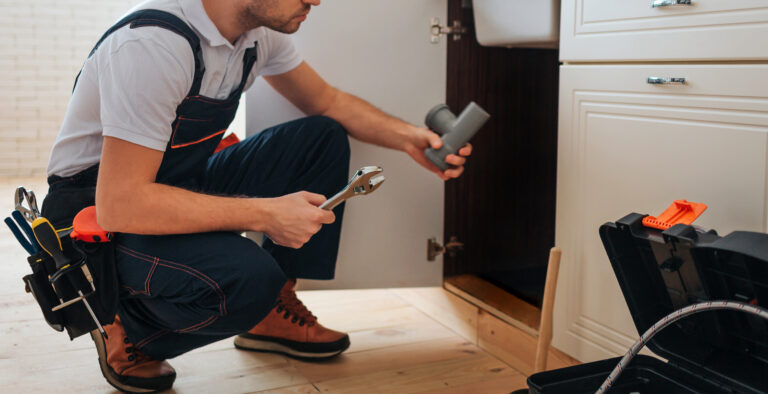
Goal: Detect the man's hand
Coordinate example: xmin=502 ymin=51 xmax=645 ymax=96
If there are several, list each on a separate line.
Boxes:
xmin=403 ymin=127 xmax=473 ymax=181
xmin=261 ymin=191 xmax=336 ymax=249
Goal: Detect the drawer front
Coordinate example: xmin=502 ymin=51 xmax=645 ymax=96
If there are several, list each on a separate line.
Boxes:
xmin=561 ymin=0 xmax=768 ymax=61
xmin=553 ymin=65 xmax=768 ymax=361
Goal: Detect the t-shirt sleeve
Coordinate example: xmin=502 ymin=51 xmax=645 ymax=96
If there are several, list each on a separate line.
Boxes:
xmin=259 ymin=30 xmax=303 ymax=76
xmin=97 ymin=32 xmax=193 ymax=151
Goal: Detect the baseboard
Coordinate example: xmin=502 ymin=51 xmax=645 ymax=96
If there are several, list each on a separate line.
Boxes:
xmin=393 ymin=284 xmax=580 ymax=376
xmin=444 ymin=275 xmax=541 ymax=337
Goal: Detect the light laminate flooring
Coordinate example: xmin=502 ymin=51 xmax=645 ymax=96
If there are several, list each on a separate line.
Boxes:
xmin=0 ymin=177 xmax=528 ymax=393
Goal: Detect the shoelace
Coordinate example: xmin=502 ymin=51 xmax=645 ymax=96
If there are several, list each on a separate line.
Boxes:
xmin=275 ymin=287 xmax=317 ymax=327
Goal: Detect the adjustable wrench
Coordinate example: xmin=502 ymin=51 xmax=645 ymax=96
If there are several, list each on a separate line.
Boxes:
xmin=320 ymin=166 xmax=385 ymax=210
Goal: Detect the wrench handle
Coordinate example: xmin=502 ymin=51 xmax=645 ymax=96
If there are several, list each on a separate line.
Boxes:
xmin=320 ymin=188 xmax=352 ymax=210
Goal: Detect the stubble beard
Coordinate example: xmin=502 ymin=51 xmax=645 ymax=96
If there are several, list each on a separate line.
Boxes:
xmin=239 ymin=1 xmax=308 ymax=34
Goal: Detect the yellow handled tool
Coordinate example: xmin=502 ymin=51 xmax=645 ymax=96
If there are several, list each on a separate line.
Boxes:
xmin=32 ymin=217 xmax=107 ymax=338
xmin=32 ymin=217 xmax=71 ymax=270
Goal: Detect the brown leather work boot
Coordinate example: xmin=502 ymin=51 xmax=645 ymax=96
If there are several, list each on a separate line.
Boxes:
xmin=234 ymin=280 xmax=350 ymax=359
xmin=90 ymin=315 xmax=176 ymax=393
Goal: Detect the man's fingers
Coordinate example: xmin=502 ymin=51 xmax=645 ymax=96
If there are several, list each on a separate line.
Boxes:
xmin=435 ymin=166 xmax=449 ymax=181
xmin=272 ymin=237 xmax=291 ymax=248
xmin=428 ymin=133 xmax=443 ymax=150
xmin=416 ymin=155 xmax=449 ymax=180
xmin=318 ymin=209 xmax=336 ymax=224
xmin=458 ymin=143 xmax=472 ymax=157
xmin=302 ymin=191 xmax=327 ymax=206
xmin=444 ymin=166 xmax=464 ymax=179
xmin=445 ymin=154 xmax=466 ymax=166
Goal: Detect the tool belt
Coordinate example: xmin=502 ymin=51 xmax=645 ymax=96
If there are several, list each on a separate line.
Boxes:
xmin=8 ymin=166 xmax=119 ymax=340
xmin=22 ymin=212 xmax=118 ymax=339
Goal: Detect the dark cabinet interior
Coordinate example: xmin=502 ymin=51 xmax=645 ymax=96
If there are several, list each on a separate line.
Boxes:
xmin=443 ymin=0 xmax=559 ymax=309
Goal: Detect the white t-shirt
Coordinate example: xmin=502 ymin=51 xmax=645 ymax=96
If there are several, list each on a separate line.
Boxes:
xmin=47 ymin=0 xmax=303 ymax=177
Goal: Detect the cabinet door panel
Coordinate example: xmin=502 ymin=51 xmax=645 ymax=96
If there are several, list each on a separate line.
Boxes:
xmin=561 ymin=0 xmax=768 ymax=61
xmin=554 ymin=65 xmax=768 ymax=361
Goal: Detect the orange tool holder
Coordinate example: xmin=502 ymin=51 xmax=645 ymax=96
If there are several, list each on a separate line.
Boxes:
xmin=70 ymin=206 xmax=111 ymax=243
xmin=642 ymin=200 xmax=708 ymax=230
xmin=214 ymin=133 xmax=240 ymax=154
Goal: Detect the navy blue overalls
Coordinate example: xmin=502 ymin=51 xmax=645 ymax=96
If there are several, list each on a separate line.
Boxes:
xmin=42 ymin=9 xmax=350 ymax=359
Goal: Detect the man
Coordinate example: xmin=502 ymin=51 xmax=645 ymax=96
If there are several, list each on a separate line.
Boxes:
xmin=43 ymin=0 xmax=472 ymax=392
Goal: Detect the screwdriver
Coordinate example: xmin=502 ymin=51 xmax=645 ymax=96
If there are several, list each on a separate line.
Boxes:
xmin=32 ymin=217 xmax=107 ymax=338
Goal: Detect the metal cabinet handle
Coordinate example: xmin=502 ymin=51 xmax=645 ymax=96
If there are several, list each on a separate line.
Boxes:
xmin=647 ymin=77 xmax=686 ymax=85
xmin=652 ymin=0 xmax=692 ymax=8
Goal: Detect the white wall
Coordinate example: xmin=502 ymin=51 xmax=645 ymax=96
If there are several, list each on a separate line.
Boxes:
xmin=0 ymin=0 xmax=143 ymax=176
xmin=246 ymin=0 xmax=448 ymax=289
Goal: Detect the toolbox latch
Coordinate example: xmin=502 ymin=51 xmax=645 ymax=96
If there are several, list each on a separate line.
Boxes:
xmin=642 ymin=200 xmax=707 ymax=230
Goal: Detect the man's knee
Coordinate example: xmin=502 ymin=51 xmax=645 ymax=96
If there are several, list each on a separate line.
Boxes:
xmin=305 ymin=115 xmax=350 ymax=160
xmin=218 ymin=243 xmax=286 ymax=309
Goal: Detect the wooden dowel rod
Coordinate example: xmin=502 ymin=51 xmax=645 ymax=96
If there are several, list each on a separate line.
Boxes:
xmin=534 ymin=246 xmax=562 ymax=373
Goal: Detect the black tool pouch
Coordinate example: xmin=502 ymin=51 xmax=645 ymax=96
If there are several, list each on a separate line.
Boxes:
xmin=23 ymin=251 xmax=66 ymax=332
xmin=72 ymin=236 xmax=119 ymax=327
xmin=35 ymin=177 xmax=119 ymax=340
xmin=22 ymin=235 xmax=118 ymax=340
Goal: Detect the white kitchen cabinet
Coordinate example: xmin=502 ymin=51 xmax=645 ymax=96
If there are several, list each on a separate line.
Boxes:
xmin=553 ymin=64 xmax=768 ymax=361
xmin=560 ymin=0 xmax=768 ymax=62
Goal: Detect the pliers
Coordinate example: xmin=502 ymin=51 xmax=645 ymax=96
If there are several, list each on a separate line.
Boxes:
xmin=15 ymin=186 xmax=41 ymax=223
xmin=4 ymin=210 xmax=40 ymax=255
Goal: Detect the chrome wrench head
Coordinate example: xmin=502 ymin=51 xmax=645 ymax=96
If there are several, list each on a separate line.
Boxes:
xmin=320 ymin=166 xmax=386 ymax=210
xmin=349 ymin=166 xmax=385 ymax=196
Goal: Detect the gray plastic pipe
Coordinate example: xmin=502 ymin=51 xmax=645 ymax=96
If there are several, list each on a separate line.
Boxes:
xmin=424 ymin=102 xmax=490 ymax=171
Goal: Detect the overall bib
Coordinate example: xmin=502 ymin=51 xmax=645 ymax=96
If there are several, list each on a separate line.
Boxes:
xmin=42 ymin=10 xmax=350 ymax=359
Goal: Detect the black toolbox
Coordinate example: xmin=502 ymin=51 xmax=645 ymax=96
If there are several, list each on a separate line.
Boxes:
xmin=526 ymin=211 xmax=768 ymax=393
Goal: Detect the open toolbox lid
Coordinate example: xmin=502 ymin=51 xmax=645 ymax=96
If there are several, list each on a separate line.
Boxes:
xmin=600 ymin=211 xmax=768 ymax=392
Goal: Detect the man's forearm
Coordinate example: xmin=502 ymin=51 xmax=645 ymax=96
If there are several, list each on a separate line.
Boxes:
xmin=96 ymin=181 xmax=270 ymax=235
xmin=318 ymin=88 xmax=468 ymax=180
xmin=320 ymin=89 xmax=417 ymax=151
xmin=264 ymin=62 xmax=470 ymax=181
xmin=263 ymin=63 xmax=421 ymax=152
xmin=96 ymin=136 xmax=335 ymax=243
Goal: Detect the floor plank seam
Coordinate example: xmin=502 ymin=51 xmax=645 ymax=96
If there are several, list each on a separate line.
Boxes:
xmin=387 ymin=289 xmax=478 ymax=344
xmin=388 ymin=288 xmax=529 ymax=378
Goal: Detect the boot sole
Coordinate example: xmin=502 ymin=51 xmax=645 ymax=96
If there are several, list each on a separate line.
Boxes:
xmin=90 ymin=330 xmax=175 ymax=393
xmin=234 ymin=335 xmax=349 ymax=360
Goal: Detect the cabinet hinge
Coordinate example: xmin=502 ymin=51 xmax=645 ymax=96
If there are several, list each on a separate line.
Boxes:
xmin=427 ymin=236 xmax=464 ymax=261
xmin=430 ymin=18 xmax=467 ymax=44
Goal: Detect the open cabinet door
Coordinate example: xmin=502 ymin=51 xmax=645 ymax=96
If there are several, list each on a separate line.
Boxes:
xmin=246 ymin=0 xmax=448 ymax=289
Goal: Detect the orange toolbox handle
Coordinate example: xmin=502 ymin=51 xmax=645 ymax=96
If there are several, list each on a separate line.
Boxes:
xmin=642 ymin=200 xmax=707 ymax=230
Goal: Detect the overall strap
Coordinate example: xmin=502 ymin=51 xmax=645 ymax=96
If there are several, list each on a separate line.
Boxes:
xmin=73 ymin=9 xmax=205 ymax=97
xmin=235 ymin=42 xmax=260 ymax=94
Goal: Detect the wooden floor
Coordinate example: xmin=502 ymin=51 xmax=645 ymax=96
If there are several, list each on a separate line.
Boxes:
xmin=0 ymin=178 xmax=528 ymax=393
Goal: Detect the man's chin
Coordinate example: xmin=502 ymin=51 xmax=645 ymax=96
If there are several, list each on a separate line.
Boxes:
xmin=270 ymin=20 xmax=302 ymax=34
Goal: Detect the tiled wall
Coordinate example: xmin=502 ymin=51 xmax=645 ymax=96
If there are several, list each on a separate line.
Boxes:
xmin=0 ymin=1 xmax=143 ymax=176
